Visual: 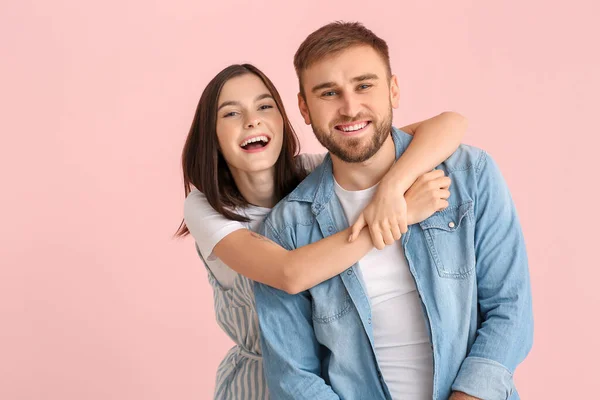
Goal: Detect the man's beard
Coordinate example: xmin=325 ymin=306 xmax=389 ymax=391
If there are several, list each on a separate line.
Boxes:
xmin=311 ymin=107 xmax=393 ymax=163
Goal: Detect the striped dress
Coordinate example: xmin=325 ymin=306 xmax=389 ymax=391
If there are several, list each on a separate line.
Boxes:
xmin=196 ymin=244 xmax=269 ymax=399
xmin=183 ymin=154 xmax=326 ymax=399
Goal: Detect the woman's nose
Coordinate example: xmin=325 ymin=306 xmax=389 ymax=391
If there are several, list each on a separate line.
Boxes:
xmin=245 ymin=118 xmax=261 ymax=129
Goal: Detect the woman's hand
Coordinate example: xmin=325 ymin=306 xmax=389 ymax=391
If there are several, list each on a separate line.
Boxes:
xmin=405 ymin=170 xmax=451 ymax=225
xmin=348 ymin=180 xmax=409 ymax=250
xmin=348 ymin=169 xmax=451 ymax=249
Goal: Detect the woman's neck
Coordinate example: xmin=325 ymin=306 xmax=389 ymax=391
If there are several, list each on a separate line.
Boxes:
xmin=229 ymin=166 xmax=277 ymax=208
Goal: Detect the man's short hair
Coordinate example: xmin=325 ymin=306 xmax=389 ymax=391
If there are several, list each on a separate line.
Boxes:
xmin=293 ymin=21 xmax=392 ymax=96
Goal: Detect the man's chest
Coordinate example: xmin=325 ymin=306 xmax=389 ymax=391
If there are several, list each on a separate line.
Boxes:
xmin=357 ymin=243 xmax=416 ymax=305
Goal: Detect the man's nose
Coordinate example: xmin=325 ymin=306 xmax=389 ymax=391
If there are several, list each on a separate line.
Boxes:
xmin=339 ymin=94 xmax=361 ymax=117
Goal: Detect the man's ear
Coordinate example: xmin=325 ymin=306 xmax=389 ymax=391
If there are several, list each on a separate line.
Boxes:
xmin=297 ymin=92 xmax=311 ymax=125
xmin=390 ymin=75 xmax=400 ymax=109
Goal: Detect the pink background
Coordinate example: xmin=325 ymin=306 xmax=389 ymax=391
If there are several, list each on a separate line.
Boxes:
xmin=1 ymin=0 xmax=598 ymax=399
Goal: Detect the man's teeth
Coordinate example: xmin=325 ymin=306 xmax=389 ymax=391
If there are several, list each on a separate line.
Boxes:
xmin=340 ymin=122 xmax=368 ymax=132
xmin=240 ymin=136 xmax=270 ymax=147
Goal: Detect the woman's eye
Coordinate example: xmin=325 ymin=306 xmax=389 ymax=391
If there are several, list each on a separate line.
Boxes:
xmin=223 ymin=111 xmax=238 ymax=118
xmin=259 ymin=104 xmax=274 ymax=110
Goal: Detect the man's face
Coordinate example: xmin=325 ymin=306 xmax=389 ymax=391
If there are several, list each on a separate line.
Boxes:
xmin=298 ymin=45 xmax=400 ymax=163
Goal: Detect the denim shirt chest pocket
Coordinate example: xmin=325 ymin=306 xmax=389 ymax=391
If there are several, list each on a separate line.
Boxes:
xmin=418 ymin=200 xmax=476 ymax=279
xmin=310 ymin=278 xmax=353 ymax=324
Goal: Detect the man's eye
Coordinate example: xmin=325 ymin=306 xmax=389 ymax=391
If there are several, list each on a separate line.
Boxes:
xmin=358 ymin=84 xmax=372 ymax=90
xmin=322 ymin=91 xmax=337 ymax=97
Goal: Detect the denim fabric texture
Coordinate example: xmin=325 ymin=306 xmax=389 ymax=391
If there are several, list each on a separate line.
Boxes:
xmin=254 ymin=127 xmax=533 ymax=400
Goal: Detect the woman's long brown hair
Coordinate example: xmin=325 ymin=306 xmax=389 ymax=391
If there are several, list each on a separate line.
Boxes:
xmin=175 ymin=64 xmax=307 ymax=237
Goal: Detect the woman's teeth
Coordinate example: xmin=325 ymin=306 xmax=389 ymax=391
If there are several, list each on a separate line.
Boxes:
xmin=240 ymin=135 xmax=270 ymax=148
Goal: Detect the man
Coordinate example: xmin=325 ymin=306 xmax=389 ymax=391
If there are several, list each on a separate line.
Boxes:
xmin=254 ymin=22 xmax=533 ymax=400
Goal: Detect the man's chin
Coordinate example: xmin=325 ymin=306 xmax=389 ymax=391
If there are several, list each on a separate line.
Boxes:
xmin=330 ymin=148 xmax=377 ymax=163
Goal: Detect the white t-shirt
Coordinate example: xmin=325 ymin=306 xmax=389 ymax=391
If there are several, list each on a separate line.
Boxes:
xmin=183 ymin=153 xmax=326 ymax=289
xmin=333 ymin=179 xmax=434 ymax=399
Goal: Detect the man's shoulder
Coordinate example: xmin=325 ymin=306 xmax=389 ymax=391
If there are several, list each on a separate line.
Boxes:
xmin=392 ymin=127 xmax=487 ymax=175
xmin=266 ymin=155 xmax=331 ymax=224
xmin=263 ymin=170 xmax=324 ymax=234
xmin=265 ymin=193 xmax=315 ymax=226
xmin=441 ymin=143 xmax=487 ymax=175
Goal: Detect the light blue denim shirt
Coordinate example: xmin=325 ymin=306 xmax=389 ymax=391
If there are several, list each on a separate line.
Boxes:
xmin=254 ymin=128 xmax=533 ymax=400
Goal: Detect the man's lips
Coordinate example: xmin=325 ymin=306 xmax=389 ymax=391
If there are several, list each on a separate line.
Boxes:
xmin=334 ymin=120 xmax=372 ymax=136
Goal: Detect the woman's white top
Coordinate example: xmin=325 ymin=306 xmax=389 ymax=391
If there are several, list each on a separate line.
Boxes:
xmin=184 ymin=153 xmax=325 ymax=289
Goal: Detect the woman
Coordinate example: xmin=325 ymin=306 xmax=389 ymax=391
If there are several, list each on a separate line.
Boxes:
xmin=177 ymin=64 xmax=466 ymax=399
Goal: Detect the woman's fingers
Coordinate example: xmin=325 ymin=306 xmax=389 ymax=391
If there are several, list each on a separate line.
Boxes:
xmin=391 ymin=223 xmax=402 ymax=241
xmin=438 ymin=189 xmax=451 ymax=199
xmin=432 ymin=176 xmax=452 ymax=189
xmin=369 ymin=225 xmax=386 ymax=250
xmin=382 ymin=229 xmax=395 ymax=246
xmin=437 ymin=199 xmax=449 ymax=211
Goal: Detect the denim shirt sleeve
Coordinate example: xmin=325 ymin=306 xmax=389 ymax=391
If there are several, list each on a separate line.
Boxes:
xmin=253 ymin=219 xmax=340 ymax=400
xmin=451 ymin=152 xmax=534 ymax=399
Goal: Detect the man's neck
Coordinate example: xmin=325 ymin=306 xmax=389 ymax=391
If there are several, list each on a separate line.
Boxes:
xmin=332 ymin=135 xmax=396 ymax=191
xmin=229 ymin=167 xmax=277 ymax=208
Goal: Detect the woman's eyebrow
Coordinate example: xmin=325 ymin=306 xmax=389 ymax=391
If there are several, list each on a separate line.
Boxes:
xmin=254 ymin=93 xmax=274 ymax=102
xmin=217 ymin=100 xmax=240 ymax=111
xmin=218 ymin=94 xmax=273 ymax=111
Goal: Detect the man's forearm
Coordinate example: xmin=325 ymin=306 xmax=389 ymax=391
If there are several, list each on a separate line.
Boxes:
xmin=451 ymin=152 xmax=533 ymax=398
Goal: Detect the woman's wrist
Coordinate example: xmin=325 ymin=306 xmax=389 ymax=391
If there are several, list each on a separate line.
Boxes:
xmin=380 ymin=170 xmax=413 ymax=194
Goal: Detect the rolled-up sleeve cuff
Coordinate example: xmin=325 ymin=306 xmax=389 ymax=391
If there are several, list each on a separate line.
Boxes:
xmin=451 ymin=356 xmax=515 ymax=400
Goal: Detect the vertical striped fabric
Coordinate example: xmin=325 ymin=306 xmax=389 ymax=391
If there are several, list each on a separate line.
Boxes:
xmin=197 ymin=245 xmax=269 ymax=399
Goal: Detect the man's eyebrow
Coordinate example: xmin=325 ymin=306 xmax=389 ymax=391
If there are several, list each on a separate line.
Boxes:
xmin=311 ymin=74 xmax=380 ymax=94
xmin=217 ymin=93 xmax=274 ymax=111
xmin=311 ymin=82 xmax=337 ymax=94
xmin=351 ymin=73 xmax=379 ymax=82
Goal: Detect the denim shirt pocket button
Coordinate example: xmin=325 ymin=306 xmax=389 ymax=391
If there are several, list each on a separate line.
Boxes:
xmin=418 ymin=200 xmax=476 ymax=279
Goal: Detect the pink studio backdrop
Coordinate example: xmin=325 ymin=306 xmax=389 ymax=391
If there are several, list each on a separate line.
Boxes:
xmin=1 ymin=1 xmax=598 ymax=399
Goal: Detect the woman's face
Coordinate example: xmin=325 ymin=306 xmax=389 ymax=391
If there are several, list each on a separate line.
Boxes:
xmin=215 ymin=74 xmax=284 ymax=175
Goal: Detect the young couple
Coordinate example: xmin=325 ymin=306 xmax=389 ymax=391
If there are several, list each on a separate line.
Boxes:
xmin=178 ymin=22 xmax=532 ymax=400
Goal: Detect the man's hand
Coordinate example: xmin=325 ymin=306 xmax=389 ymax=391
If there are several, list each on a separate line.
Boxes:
xmin=449 ymin=392 xmax=481 ymax=400
xmin=349 ymin=179 xmax=408 ymax=250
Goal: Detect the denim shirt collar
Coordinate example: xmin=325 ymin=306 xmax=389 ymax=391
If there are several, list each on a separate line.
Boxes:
xmin=288 ymin=127 xmax=412 ymax=214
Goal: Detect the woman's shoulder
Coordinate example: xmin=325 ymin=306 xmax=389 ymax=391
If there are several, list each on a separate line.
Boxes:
xmin=183 ymin=188 xmax=211 ymax=216
xmin=183 ymin=188 xmax=247 ymax=257
xmin=183 ymin=188 xmax=237 ymax=229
